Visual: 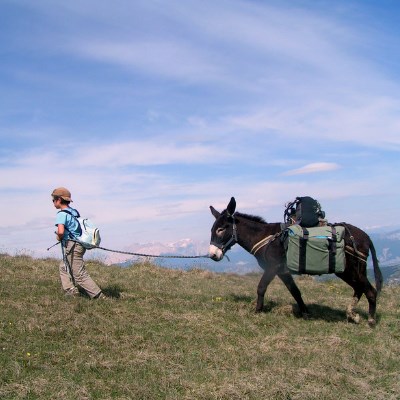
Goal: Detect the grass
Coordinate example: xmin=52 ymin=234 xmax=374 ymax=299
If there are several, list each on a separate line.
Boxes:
xmin=0 ymin=253 xmax=399 ymax=400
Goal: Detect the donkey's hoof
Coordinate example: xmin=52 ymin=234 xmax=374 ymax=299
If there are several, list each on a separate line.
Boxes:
xmin=368 ymin=318 xmax=376 ymax=327
xmin=347 ymin=313 xmax=360 ymax=324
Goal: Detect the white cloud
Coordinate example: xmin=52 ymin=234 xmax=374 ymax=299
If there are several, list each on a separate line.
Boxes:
xmin=73 ymin=139 xmax=232 ymax=167
xmin=0 ymin=137 xmax=233 ymax=171
xmin=223 ymin=93 xmax=400 ymax=149
xmin=283 ymin=162 xmax=340 ymax=176
xmin=75 ymin=39 xmax=223 ymax=83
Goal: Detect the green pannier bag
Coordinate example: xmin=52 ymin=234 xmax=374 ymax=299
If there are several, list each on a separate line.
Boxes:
xmin=286 ymin=224 xmax=346 ymax=275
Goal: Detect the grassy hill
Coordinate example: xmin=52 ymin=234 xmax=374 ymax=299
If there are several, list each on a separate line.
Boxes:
xmin=1 ymin=253 xmax=399 ymax=400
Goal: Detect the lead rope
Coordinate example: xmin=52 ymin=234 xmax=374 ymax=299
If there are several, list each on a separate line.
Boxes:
xmin=92 ymin=244 xmax=210 ymax=259
xmin=48 ymin=241 xmax=210 ymax=259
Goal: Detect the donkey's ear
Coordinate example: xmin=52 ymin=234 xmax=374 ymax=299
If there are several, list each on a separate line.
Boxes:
xmin=210 ymin=206 xmax=220 ymax=219
xmin=227 ymin=197 xmax=236 ymax=215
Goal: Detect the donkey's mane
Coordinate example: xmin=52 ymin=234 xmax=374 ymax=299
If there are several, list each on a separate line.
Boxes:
xmin=235 ymin=211 xmax=266 ymax=224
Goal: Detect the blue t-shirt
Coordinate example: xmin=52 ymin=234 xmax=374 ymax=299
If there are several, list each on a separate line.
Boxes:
xmin=55 ymin=207 xmax=81 ymax=241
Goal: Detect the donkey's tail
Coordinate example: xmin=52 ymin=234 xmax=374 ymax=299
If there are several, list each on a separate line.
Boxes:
xmin=369 ymin=239 xmax=383 ymax=294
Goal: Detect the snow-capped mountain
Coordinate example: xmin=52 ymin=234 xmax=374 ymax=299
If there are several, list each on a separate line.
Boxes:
xmin=105 ymin=238 xmax=209 ymax=265
xmin=369 ymin=229 xmax=400 ymax=265
xmin=368 ymin=229 xmax=400 ymax=285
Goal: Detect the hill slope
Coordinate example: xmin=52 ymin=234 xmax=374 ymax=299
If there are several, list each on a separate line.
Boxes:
xmin=1 ymin=254 xmax=399 ymax=400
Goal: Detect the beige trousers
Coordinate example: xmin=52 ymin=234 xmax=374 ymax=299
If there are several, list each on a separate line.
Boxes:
xmin=59 ymin=241 xmax=101 ymax=298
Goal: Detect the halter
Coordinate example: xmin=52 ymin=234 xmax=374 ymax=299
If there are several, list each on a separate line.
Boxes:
xmin=210 ymin=212 xmax=238 ymax=254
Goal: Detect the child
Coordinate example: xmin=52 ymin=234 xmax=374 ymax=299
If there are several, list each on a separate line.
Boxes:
xmin=52 ymin=187 xmax=105 ymax=299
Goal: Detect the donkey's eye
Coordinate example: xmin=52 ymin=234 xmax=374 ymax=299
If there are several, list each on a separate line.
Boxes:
xmin=216 ymin=227 xmax=225 ymax=237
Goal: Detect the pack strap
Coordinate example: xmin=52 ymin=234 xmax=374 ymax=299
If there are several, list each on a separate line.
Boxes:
xmin=334 ymin=223 xmax=368 ymax=263
xmin=250 ymin=231 xmax=283 ymax=255
xmin=250 ymin=235 xmax=274 ymax=255
xmin=299 ymin=227 xmax=309 ymax=274
xmin=345 ymin=245 xmax=367 ymax=262
xmin=328 ymin=226 xmax=337 ymax=273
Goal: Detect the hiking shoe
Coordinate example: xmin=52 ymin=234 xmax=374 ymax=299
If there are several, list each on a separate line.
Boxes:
xmin=95 ymin=292 xmax=107 ymax=299
xmin=64 ymin=288 xmax=79 ymax=297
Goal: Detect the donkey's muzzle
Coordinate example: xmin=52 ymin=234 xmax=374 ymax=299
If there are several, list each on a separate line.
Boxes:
xmin=209 ymin=244 xmax=223 ymax=261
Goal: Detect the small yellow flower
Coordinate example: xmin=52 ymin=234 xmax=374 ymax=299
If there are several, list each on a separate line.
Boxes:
xmin=27 ymin=352 xmax=31 ymax=357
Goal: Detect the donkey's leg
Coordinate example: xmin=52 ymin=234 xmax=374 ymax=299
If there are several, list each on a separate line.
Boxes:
xmin=346 ymin=283 xmax=377 ymax=326
xmin=278 ymin=272 xmax=309 ymax=316
xmin=337 ymin=271 xmax=377 ymax=325
xmin=336 ymin=271 xmax=363 ymax=324
xmin=346 ymin=291 xmax=362 ymax=324
xmin=364 ymin=283 xmax=378 ymax=326
xmin=256 ymin=269 xmax=276 ymax=312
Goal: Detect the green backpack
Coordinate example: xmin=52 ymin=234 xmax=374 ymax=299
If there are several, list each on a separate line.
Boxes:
xmin=286 ymin=224 xmax=346 ymax=275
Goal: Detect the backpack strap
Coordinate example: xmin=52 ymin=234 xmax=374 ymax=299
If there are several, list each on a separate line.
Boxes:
xmin=57 ymin=209 xmax=82 ymax=237
xmin=299 ymin=227 xmax=309 ymax=274
xmin=58 ymin=209 xmax=81 ymax=218
xmin=328 ymin=225 xmax=337 ymax=273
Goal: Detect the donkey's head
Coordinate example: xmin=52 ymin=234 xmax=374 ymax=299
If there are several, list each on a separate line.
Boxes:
xmin=209 ymin=197 xmax=237 ymax=261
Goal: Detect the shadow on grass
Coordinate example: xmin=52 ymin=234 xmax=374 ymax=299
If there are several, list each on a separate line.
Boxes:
xmin=260 ymin=302 xmax=354 ymax=322
xmin=229 ymin=294 xmax=372 ymax=323
xmin=76 ymin=284 xmax=124 ymax=299
xmin=297 ymin=303 xmax=347 ymax=322
xmin=230 ymin=294 xmax=254 ymax=303
xmin=102 ymin=284 xmax=124 ymax=299
xmin=295 ymin=303 xmax=370 ymax=323
xmin=229 ymin=294 xmax=280 ymax=312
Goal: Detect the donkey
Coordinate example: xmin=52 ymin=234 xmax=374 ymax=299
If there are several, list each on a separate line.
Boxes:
xmin=209 ymin=197 xmax=383 ymax=326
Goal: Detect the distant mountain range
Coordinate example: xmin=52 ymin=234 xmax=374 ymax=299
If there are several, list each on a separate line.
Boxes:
xmin=369 ymin=229 xmax=400 ymax=285
xmin=108 ymin=228 xmax=400 ymax=285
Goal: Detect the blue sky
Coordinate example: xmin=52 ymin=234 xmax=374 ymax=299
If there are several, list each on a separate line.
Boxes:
xmin=1 ymin=0 xmax=399 ymax=257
